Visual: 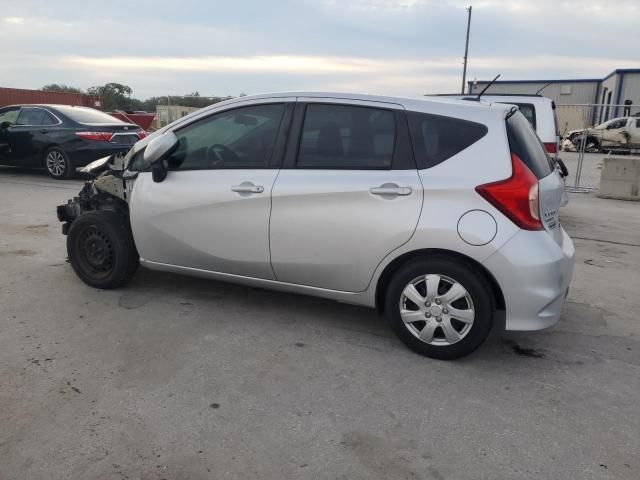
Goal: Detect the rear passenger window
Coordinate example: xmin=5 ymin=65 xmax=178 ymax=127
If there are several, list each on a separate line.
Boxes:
xmin=408 ymin=112 xmax=487 ymax=168
xmin=16 ymin=108 xmax=49 ymax=126
xmin=297 ymin=104 xmax=395 ymax=169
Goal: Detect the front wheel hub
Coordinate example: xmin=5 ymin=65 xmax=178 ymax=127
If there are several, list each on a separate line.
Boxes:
xmin=79 ymin=227 xmax=114 ymax=275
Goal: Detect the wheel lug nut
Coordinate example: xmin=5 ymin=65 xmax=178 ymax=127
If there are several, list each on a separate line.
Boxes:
xmin=443 ymin=309 xmax=449 ymax=314
xmin=436 ymin=317 xmax=442 ymax=322
xmin=435 ymin=299 xmax=441 ymax=305
xmin=425 ymin=313 xmax=431 ymax=318
xmin=425 ymin=302 xmax=431 ymax=307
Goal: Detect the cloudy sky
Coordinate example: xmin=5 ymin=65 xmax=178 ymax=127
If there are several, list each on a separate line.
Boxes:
xmin=1 ymin=0 xmax=640 ymax=99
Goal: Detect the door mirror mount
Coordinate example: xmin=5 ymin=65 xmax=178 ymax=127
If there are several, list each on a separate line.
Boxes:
xmin=0 ymin=121 xmax=12 ymax=130
xmin=152 ymin=159 xmax=168 ymax=183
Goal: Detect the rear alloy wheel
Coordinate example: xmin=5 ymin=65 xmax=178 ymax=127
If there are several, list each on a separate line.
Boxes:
xmin=67 ymin=210 xmax=139 ymax=289
xmin=45 ymin=147 xmax=74 ymax=179
xmin=385 ymin=257 xmax=494 ymax=360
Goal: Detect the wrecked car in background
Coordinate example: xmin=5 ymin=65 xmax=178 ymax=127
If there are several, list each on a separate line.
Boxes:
xmin=564 ymin=116 xmax=640 ymax=152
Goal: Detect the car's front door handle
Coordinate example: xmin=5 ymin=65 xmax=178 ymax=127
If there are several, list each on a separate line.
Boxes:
xmin=370 ymin=184 xmax=412 ymax=196
xmin=40 ymin=129 xmax=49 ymax=134
xmin=231 ymin=182 xmax=264 ymax=194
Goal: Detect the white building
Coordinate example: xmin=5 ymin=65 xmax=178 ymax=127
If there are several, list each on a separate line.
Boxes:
xmin=469 ymin=69 xmax=640 ymax=131
xmin=155 ymin=105 xmax=200 ymax=128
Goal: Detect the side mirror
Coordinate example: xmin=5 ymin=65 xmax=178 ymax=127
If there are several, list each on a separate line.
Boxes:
xmin=143 ymin=131 xmax=179 ymax=165
xmin=152 ymin=159 xmax=168 ymax=183
xmin=0 ymin=121 xmax=12 ymax=130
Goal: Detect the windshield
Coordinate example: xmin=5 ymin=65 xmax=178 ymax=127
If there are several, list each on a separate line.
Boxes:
xmin=56 ymin=106 xmax=125 ymax=125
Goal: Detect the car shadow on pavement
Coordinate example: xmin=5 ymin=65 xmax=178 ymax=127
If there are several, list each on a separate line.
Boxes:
xmin=120 ymin=266 xmax=554 ymax=364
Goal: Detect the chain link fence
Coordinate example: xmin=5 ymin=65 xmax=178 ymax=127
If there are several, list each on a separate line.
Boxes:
xmin=556 ymin=103 xmax=640 ymax=191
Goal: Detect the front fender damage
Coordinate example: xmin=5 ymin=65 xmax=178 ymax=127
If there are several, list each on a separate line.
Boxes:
xmin=57 ymin=154 xmax=137 ymax=235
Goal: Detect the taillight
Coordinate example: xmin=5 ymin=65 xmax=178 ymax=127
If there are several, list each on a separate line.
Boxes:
xmin=475 ymin=153 xmax=543 ymax=231
xmin=75 ymin=131 xmax=113 ymax=142
xmin=136 ymin=131 xmax=147 ymax=140
xmin=543 ymin=142 xmax=557 ymax=154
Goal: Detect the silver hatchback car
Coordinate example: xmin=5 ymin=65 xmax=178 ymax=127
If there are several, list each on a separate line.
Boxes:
xmin=57 ymin=92 xmax=575 ymax=359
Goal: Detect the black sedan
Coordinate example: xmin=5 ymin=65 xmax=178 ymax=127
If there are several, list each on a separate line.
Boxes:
xmin=0 ymin=104 xmax=146 ymax=179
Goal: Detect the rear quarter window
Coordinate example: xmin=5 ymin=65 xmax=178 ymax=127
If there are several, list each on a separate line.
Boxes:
xmin=407 ymin=112 xmax=488 ymax=169
xmin=506 ymin=112 xmax=554 ymax=179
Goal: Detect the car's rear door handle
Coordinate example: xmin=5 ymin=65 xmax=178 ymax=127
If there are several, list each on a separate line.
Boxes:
xmin=231 ymin=182 xmax=264 ymax=194
xmin=370 ymin=184 xmax=412 ymax=196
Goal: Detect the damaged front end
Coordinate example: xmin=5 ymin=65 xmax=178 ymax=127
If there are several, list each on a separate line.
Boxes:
xmin=57 ymin=151 xmax=138 ymax=235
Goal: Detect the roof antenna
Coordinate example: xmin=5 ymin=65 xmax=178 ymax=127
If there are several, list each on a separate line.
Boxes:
xmin=535 ymin=82 xmax=552 ymax=95
xmin=476 ymin=74 xmax=501 ymax=100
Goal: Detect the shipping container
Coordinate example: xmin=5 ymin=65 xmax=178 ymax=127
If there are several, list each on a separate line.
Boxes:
xmin=0 ymin=87 xmax=101 ymax=109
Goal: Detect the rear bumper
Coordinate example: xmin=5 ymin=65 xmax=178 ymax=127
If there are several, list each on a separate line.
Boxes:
xmin=483 ymin=227 xmax=575 ymax=331
xmin=68 ymin=143 xmax=133 ymax=167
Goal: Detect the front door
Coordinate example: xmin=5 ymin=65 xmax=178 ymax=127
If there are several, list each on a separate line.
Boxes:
xmin=11 ymin=107 xmax=61 ymax=165
xmin=0 ymin=106 xmax=21 ymax=164
xmin=600 ymin=118 xmax=629 ymax=146
xmin=628 ymin=118 xmax=640 ymax=144
xmin=130 ymin=101 xmax=292 ymax=279
xmin=270 ymin=100 xmax=422 ymax=292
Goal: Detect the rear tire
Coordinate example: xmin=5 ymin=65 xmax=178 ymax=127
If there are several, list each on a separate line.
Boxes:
xmin=44 ymin=146 xmax=74 ymax=179
xmin=384 ymin=257 xmax=495 ymax=360
xmin=67 ymin=210 xmax=139 ymax=289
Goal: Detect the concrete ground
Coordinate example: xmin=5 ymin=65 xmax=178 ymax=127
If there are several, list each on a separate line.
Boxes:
xmin=1 ymin=167 xmax=639 ymax=480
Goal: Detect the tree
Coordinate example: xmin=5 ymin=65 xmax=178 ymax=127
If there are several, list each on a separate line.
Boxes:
xmin=41 ymin=84 xmax=84 ymax=94
xmin=87 ymin=83 xmax=134 ymax=111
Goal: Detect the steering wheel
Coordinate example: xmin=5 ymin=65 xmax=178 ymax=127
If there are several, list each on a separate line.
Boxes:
xmin=207 ymin=144 xmax=240 ymax=166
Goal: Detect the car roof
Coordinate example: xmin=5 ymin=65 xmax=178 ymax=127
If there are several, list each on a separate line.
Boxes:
xmin=428 ymin=94 xmax=553 ymax=105
xmin=436 ymin=93 xmax=545 ymax=98
xmin=192 ymin=91 xmax=513 ymax=122
xmin=2 ymin=104 xmax=96 ymax=110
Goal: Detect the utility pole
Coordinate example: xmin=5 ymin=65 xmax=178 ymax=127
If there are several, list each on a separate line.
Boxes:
xmin=461 ymin=6 xmax=472 ymax=94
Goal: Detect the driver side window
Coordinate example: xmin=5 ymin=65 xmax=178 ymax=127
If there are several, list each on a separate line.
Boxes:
xmin=0 ymin=107 xmax=20 ymax=125
xmin=167 ymin=103 xmax=285 ymax=170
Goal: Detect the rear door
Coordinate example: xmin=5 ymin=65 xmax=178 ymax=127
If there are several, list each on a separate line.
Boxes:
xmin=507 ymin=112 xmax=563 ymax=244
xmin=130 ymin=100 xmax=293 ymax=279
xmin=269 ymin=99 xmax=422 ymax=292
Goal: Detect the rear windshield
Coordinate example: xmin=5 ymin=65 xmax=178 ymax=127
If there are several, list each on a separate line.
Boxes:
xmin=506 ymin=111 xmax=553 ymax=179
xmin=500 ymin=102 xmax=536 ymax=129
xmin=56 ymin=106 xmax=124 ymax=124
xmin=408 ymin=112 xmax=488 ymax=168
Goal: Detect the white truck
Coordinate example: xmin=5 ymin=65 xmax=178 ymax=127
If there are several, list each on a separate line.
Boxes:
xmin=564 ymin=116 xmax=640 ymax=153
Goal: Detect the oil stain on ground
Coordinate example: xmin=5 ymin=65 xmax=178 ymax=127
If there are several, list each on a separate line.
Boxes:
xmin=503 ymin=339 xmax=545 ymax=358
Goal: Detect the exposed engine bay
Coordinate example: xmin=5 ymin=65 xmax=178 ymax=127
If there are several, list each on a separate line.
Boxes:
xmin=56 ymin=152 xmax=137 ymax=235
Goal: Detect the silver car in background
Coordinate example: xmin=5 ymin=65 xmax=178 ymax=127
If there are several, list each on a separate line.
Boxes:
xmin=57 ymin=92 xmax=574 ymax=359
